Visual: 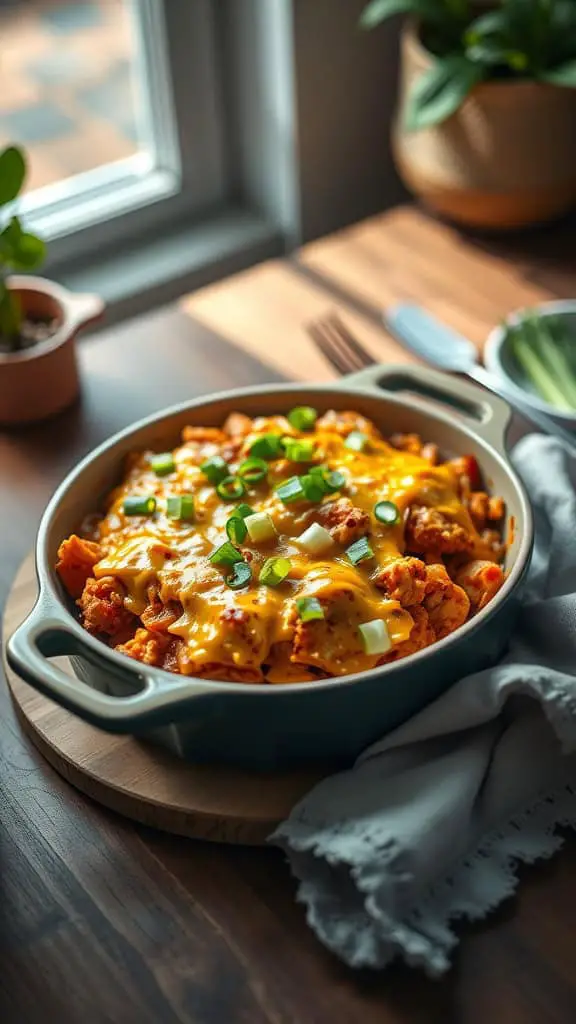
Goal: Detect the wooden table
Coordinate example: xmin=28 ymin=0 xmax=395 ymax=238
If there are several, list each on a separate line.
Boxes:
xmin=2 ymin=206 xmax=576 ymax=1024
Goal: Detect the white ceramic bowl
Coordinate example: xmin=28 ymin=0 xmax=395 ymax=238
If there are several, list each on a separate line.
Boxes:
xmin=485 ymin=300 xmax=576 ymax=430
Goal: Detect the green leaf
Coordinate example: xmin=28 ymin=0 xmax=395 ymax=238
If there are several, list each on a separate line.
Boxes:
xmin=0 ymin=216 xmax=45 ymax=270
xmin=0 ymin=215 xmax=23 ymax=253
xmin=0 ymin=146 xmax=26 ymax=207
xmin=466 ymin=40 xmax=529 ymax=72
xmin=4 ymin=214 xmax=22 ymax=240
xmin=541 ymin=61 xmax=576 ymax=87
xmin=9 ymin=232 xmax=46 ymax=271
xmin=0 ymin=280 xmax=22 ymax=339
xmin=465 ymin=10 xmax=507 ymax=46
xmin=506 ymin=50 xmax=530 ymax=72
xmin=466 ymin=41 xmax=509 ymax=66
xmin=547 ymin=3 xmax=576 ymax=71
xmin=550 ymin=0 xmax=576 ymax=38
xmin=359 ymin=0 xmax=441 ymax=30
xmin=445 ymin=0 xmax=469 ymax=15
xmin=404 ymin=56 xmax=483 ymax=131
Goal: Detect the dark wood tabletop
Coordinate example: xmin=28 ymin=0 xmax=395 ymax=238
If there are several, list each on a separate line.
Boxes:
xmin=2 ymin=208 xmax=576 ymax=1024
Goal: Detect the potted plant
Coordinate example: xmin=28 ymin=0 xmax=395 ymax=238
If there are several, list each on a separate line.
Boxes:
xmin=360 ymin=0 xmax=576 ymax=229
xmin=0 ymin=145 xmax=103 ymax=426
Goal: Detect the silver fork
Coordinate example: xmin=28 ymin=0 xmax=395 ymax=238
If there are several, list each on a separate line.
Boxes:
xmin=306 ymin=313 xmax=375 ymax=375
xmin=308 ymin=311 xmax=576 ymax=451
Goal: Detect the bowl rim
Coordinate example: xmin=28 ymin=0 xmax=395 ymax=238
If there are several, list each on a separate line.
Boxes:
xmin=485 ymin=299 xmax=576 ymax=423
xmin=34 ymin=378 xmax=534 ymax=699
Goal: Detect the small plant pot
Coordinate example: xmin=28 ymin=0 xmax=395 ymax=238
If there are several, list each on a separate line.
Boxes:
xmin=0 ymin=276 xmax=104 ymax=427
xmin=392 ymin=20 xmax=576 ymax=230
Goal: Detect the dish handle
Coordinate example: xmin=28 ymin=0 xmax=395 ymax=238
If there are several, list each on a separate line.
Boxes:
xmin=342 ymin=363 xmax=511 ymax=454
xmin=7 ymin=595 xmax=221 ymax=732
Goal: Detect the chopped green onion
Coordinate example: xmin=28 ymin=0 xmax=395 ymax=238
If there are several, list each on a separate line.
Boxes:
xmin=209 ymin=541 xmax=243 ymax=566
xmin=238 ymin=457 xmax=268 ymax=484
xmin=123 ymin=496 xmax=156 ymax=516
xmin=201 ymin=455 xmax=229 ymax=485
xmin=282 ymin=438 xmax=316 ymax=462
xmin=150 ymin=452 xmax=175 ymax=476
xmin=216 ymin=475 xmax=246 ymax=501
xmin=276 ymin=475 xmax=305 ymax=504
xmin=359 ymin=619 xmax=391 ymax=656
xmin=259 ymin=556 xmax=292 ymax=587
xmin=225 ymin=502 xmax=255 ymax=542
xmin=346 ymin=536 xmax=374 ymax=564
xmin=248 ymin=433 xmax=283 ymax=460
xmin=345 ymin=431 xmax=369 ymax=452
xmin=226 ymin=515 xmax=247 ymax=544
xmin=166 ymin=495 xmax=195 ymax=521
xmin=276 ymin=471 xmax=327 ymax=504
xmin=300 ymin=474 xmax=325 ymax=503
xmin=296 ymin=523 xmax=334 ymax=554
xmin=374 ymin=500 xmax=400 ymax=525
xmin=296 ymin=596 xmax=325 ymax=622
xmin=226 ymin=561 xmax=252 ymax=589
xmin=287 ymin=406 xmax=318 ymax=431
xmin=244 ymin=511 xmax=277 ymax=543
xmin=323 ymin=470 xmax=346 ymax=493
xmin=305 ymin=465 xmax=345 ymax=494
xmin=233 ymin=503 xmax=254 ymax=518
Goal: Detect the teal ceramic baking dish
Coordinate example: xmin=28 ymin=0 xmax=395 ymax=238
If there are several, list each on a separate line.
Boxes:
xmin=7 ymin=364 xmax=533 ymax=768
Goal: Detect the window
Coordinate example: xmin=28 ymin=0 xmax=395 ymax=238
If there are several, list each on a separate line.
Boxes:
xmin=0 ymin=0 xmax=227 ymax=269
xmin=0 ymin=0 xmax=142 ymax=190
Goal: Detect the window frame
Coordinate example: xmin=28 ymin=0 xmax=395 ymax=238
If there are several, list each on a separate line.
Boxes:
xmin=21 ymin=0 xmax=228 ymax=273
xmin=20 ymin=0 xmax=399 ymax=328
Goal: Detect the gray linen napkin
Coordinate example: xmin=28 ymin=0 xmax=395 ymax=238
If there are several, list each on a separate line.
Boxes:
xmin=271 ymin=435 xmax=576 ymax=976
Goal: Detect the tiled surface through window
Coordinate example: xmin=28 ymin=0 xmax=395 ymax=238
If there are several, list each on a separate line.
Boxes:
xmin=0 ymin=0 xmax=142 ymax=192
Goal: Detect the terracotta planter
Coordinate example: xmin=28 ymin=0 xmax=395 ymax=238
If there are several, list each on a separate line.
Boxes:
xmin=392 ymin=21 xmax=576 ymax=230
xmin=0 ymin=276 xmax=104 ymax=427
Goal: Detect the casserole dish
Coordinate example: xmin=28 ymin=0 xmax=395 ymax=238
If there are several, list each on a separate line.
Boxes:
xmin=7 ymin=364 xmax=533 ymax=767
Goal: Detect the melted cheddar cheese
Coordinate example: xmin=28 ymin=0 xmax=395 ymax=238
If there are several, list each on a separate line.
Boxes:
xmin=56 ymin=409 xmax=506 ymax=683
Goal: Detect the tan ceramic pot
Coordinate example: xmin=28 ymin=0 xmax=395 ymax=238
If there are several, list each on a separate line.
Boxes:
xmin=0 ymin=276 xmax=104 ymax=427
xmin=392 ymin=20 xmax=576 ymax=230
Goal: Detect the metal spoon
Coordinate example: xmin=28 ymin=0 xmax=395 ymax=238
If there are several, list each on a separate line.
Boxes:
xmin=384 ymin=303 xmax=576 ymax=452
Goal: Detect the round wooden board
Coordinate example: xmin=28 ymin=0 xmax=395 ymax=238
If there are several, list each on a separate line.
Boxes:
xmin=2 ymin=555 xmax=329 ymax=845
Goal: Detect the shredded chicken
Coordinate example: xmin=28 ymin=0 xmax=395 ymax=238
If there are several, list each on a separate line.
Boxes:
xmin=406 ymin=506 xmax=474 ymax=555
xmin=389 ymin=432 xmax=423 ymax=456
xmin=316 ymin=409 xmax=381 ymax=437
xmin=380 ymin=605 xmax=435 ymax=663
xmin=423 ymin=563 xmax=470 ymax=639
xmin=373 ymin=556 xmax=427 ymax=606
xmin=116 ymin=627 xmax=182 ymax=669
xmin=420 ymin=442 xmax=439 ymax=465
xmin=223 ymin=412 xmax=253 ymax=437
xmin=141 ymin=583 xmax=182 ymax=632
xmin=181 ymin=426 xmax=228 ymax=444
xmin=56 ymin=535 xmax=102 ymax=598
xmin=468 ymin=491 xmax=505 ymax=530
xmin=454 ymin=559 xmax=505 ymax=612
xmin=78 ymin=576 xmax=136 ymax=640
xmin=317 ymin=497 xmax=370 ymax=546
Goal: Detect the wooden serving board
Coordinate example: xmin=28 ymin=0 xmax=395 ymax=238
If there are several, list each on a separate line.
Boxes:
xmin=2 ymin=555 xmax=329 ymax=845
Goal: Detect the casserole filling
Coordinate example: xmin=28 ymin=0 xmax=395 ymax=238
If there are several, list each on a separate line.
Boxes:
xmin=56 ymin=408 xmax=506 ymax=683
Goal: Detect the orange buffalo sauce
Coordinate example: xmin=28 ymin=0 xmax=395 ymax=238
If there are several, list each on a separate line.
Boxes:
xmin=56 ymin=410 xmax=505 ymax=683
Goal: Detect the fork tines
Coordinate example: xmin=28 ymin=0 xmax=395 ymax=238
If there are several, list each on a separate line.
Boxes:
xmin=307 ymin=313 xmax=375 ymax=375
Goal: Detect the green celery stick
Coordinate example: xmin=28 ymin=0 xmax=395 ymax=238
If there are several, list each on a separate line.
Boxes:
xmin=524 ymin=313 xmax=576 ymax=409
xmin=509 ymin=325 xmax=575 ymax=411
xmin=550 ymin=317 xmax=576 ymax=380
